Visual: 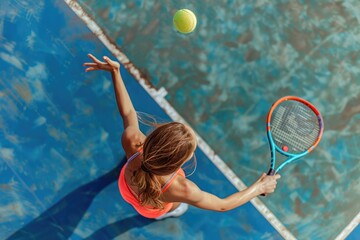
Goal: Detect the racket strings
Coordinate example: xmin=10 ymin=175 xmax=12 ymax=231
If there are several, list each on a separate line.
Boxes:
xmin=271 ymin=101 xmax=320 ymax=153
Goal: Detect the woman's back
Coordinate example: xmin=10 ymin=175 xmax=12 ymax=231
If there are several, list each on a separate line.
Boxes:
xmin=123 ymin=150 xmax=183 ymax=198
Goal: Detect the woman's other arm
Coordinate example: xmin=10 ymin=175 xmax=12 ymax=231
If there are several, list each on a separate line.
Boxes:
xmin=163 ymin=173 xmax=280 ymax=212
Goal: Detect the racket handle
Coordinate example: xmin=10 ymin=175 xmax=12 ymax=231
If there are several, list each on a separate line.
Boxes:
xmin=260 ymin=168 xmax=276 ymax=197
xmin=267 ymin=168 xmax=276 ymax=176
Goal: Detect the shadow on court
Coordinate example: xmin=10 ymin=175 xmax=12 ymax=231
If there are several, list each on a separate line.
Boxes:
xmin=84 ymin=215 xmax=153 ymax=240
xmin=6 ymin=157 xmax=152 ymax=240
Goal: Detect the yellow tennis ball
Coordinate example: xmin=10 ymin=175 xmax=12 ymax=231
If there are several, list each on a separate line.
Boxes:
xmin=173 ymin=9 xmax=197 ymax=34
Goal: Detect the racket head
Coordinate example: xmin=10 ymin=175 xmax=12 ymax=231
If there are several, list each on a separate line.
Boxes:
xmin=267 ymin=96 xmax=324 ymax=156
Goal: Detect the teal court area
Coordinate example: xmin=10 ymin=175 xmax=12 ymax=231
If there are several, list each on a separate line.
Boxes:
xmin=0 ymin=0 xmax=359 ymax=239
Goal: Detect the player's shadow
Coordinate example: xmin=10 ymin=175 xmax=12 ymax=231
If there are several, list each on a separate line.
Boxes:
xmin=7 ymin=156 xmax=153 ymax=240
xmin=84 ymin=215 xmax=153 ymax=240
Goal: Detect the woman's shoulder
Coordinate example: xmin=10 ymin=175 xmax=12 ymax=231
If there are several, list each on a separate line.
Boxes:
xmin=122 ymin=126 xmax=146 ymax=156
xmin=161 ymin=174 xmax=193 ymax=199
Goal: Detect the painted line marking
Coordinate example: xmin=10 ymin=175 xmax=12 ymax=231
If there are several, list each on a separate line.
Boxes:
xmin=335 ymin=212 xmax=360 ymax=240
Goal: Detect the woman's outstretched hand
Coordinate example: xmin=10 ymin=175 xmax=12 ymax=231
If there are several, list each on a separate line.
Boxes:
xmin=83 ymin=54 xmax=120 ymax=73
xmin=255 ymin=173 xmax=281 ymax=195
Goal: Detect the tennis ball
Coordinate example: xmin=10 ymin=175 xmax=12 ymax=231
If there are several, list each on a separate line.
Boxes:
xmin=173 ymin=9 xmax=197 ymax=34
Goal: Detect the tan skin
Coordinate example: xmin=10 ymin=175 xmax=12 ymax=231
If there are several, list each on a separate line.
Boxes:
xmin=84 ymin=54 xmax=281 ymax=213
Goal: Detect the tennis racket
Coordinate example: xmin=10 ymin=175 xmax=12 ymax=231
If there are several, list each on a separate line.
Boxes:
xmin=262 ymin=96 xmax=324 ymax=194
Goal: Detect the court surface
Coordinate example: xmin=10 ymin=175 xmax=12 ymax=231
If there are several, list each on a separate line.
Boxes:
xmin=0 ymin=0 xmax=359 ymax=239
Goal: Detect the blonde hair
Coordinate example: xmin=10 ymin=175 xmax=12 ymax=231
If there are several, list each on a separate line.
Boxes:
xmin=131 ymin=122 xmax=196 ymax=209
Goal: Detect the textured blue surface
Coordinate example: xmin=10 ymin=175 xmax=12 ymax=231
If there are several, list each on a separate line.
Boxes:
xmin=0 ymin=0 xmax=282 ymax=239
xmin=76 ymin=0 xmax=360 ymax=239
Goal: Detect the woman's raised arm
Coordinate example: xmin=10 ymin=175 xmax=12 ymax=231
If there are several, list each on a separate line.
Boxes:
xmin=84 ymin=54 xmax=145 ymax=154
xmin=84 ymin=54 xmax=138 ymax=129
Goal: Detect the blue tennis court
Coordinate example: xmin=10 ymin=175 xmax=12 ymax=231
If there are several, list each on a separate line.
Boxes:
xmin=1 ymin=0 xmax=359 ymax=239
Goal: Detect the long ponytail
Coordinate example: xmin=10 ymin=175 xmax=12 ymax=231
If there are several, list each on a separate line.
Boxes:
xmin=131 ymin=122 xmax=196 ymax=209
xmin=131 ymin=169 xmax=164 ymax=209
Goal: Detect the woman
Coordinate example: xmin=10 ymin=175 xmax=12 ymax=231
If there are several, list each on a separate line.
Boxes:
xmin=83 ymin=54 xmax=280 ymax=220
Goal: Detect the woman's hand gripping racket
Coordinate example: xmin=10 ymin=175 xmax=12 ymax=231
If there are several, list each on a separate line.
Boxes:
xmin=261 ymin=96 xmax=324 ymax=196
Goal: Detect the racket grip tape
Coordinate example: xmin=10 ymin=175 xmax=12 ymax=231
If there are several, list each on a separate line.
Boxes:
xmin=267 ymin=168 xmax=276 ymax=176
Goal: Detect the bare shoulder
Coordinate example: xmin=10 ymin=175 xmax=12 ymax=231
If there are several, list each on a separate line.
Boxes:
xmin=122 ymin=126 xmax=146 ymax=156
xmin=161 ymin=176 xmax=200 ymax=202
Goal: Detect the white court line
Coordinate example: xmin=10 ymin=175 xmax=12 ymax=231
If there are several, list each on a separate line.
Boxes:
xmin=63 ymin=1 xmax=359 ymax=239
xmin=335 ymin=212 xmax=360 ymax=240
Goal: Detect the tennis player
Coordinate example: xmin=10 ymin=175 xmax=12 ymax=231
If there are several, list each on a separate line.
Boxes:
xmin=84 ymin=54 xmax=280 ymax=220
